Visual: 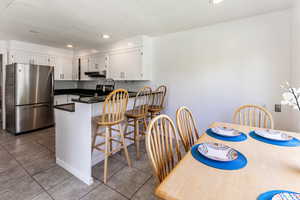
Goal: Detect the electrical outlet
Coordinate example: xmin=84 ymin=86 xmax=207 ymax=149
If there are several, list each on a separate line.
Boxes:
xmin=275 ymin=104 xmax=281 ymax=112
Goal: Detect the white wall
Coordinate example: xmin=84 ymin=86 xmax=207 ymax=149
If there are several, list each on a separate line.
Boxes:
xmin=292 ymin=0 xmax=300 ymax=86
xmin=152 ymin=10 xmax=292 ymax=131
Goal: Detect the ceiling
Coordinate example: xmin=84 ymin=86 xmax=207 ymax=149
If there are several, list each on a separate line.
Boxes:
xmin=0 ymin=0 xmax=293 ymax=50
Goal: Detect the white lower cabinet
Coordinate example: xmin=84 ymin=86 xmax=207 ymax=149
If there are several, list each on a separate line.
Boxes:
xmin=54 ymin=95 xmax=79 ymax=105
xmin=54 ymin=95 xmax=68 ymax=105
xmin=67 ymin=95 xmax=79 ymax=103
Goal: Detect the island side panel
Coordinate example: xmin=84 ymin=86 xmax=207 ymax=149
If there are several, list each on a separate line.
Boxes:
xmin=55 ymin=103 xmax=93 ymax=185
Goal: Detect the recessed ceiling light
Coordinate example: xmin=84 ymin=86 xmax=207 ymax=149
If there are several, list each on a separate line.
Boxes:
xmin=102 ymin=34 xmax=111 ymax=39
xmin=127 ymin=42 xmax=133 ymax=46
xmin=66 ymin=44 xmax=73 ymax=48
xmin=209 ymin=0 xmax=224 ymax=5
xmin=29 ymin=30 xmax=40 ymax=34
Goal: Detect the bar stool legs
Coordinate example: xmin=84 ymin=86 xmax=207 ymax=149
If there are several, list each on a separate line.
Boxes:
xmin=134 ymin=119 xmax=140 ymax=160
xmin=119 ymin=123 xmax=131 ymax=167
xmin=93 ymin=123 xmax=131 ymax=184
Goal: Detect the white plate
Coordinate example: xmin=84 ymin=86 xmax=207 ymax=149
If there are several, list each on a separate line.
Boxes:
xmin=197 ymin=142 xmax=238 ymax=162
xmin=211 ymin=127 xmax=241 ymax=137
xmin=255 ymin=130 xmax=293 ymax=142
xmin=272 ymin=192 xmax=300 ymax=200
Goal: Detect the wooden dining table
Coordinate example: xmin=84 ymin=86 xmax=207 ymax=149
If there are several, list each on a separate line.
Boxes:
xmin=155 ymin=122 xmax=300 ymax=200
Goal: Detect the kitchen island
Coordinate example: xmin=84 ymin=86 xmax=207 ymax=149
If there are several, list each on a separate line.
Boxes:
xmin=54 ymin=94 xmax=136 ymax=185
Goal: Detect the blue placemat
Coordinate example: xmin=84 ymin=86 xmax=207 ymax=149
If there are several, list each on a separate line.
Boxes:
xmin=206 ymin=128 xmax=247 ymax=142
xmin=191 ymin=144 xmax=247 ymax=170
xmin=249 ymin=131 xmax=300 ymax=147
xmin=258 ymin=190 xmax=300 ymax=200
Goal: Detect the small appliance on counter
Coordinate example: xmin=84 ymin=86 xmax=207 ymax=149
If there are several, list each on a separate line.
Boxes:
xmin=96 ymin=78 xmax=115 ymax=95
xmin=5 ymin=63 xmax=54 ymax=135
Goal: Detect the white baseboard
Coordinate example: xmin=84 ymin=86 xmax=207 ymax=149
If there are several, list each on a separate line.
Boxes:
xmin=56 ymin=158 xmax=94 ymax=185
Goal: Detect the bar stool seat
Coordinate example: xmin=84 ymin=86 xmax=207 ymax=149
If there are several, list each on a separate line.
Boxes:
xmin=93 ymin=114 xmax=124 ymax=126
xmin=126 ymin=109 xmax=147 ymax=119
xmin=148 ymin=105 xmax=163 ymax=112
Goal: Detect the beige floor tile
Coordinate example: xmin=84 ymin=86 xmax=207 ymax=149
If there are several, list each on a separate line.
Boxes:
xmin=0 ymin=175 xmax=43 ymax=200
xmin=106 ymin=167 xmax=151 ymax=198
xmin=32 ymin=192 xmax=53 ymax=200
xmin=92 ymin=157 xmax=125 ymax=182
xmin=132 ymin=177 xmax=162 ymax=200
xmin=81 ymin=184 xmax=127 ymax=200
xmin=48 ymin=176 xmax=100 ymax=200
xmin=33 ymin=165 xmax=71 ymax=190
xmin=0 ymin=165 xmax=28 ymax=185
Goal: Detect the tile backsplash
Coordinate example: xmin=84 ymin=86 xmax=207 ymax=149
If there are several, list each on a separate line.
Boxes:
xmin=54 ymin=81 xmax=78 ymax=89
xmin=55 ymin=80 xmax=151 ymax=92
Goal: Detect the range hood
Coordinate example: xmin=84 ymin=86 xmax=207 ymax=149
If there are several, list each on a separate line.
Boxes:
xmin=85 ymin=71 xmax=106 ymax=78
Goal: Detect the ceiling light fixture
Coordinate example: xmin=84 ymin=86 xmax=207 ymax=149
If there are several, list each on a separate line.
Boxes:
xmin=102 ymin=34 xmax=111 ymax=39
xmin=29 ymin=30 xmax=40 ymax=34
xmin=66 ymin=44 xmax=73 ymax=48
xmin=209 ymin=0 xmax=224 ymax=5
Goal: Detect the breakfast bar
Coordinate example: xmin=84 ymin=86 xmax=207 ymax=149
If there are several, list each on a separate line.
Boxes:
xmin=54 ymin=94 xmax=136 ymax=185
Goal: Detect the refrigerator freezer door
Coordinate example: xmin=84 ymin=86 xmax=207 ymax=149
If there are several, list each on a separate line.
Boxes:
xmin=15 ymin=64 xmax=53 ymax=105
xmin=15 ymin=103 xmax=54 ymax=134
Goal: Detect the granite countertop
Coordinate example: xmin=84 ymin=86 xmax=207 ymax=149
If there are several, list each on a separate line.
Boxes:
xmin=54 ymin=103 xmax=75 ymax=112
xmin=54 ymin=89 xmax=137 ymax=104
xmin=72 ymin=92 xmax=137 ymax=104
xmin=54 ymin=89 xmax=110 ymax=97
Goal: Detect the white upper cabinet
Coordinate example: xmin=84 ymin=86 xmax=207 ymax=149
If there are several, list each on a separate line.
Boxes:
xmin=80 ymin=55 xmax=90 ymax=80
xmin=55 ymin=56 xmax=73 ymax=80
xmin=8 ymin=50 xmax=74 ymax=81
xmin=9 ymin=50 xmax=34 ymax=64
xmin=89 ymin=54 xmax=108 ymax=73
xmin=108 ymin=48 xmax=143 ymax=80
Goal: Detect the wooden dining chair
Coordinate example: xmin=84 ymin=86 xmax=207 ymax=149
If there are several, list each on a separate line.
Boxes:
xmin=92 ymin=89 xmax=131 ymax=183
xmin=124 ymin=86 xmax=152 ymax=160
xmin=146 ymin=114 xmax=182 ymax=183
xmin=233 ymin=104 xmax=274 ymax=129
xmin=176 ymin=106 xmax=200 ymax=152
xmin=148 ymin=85 xmax=167 ymax=119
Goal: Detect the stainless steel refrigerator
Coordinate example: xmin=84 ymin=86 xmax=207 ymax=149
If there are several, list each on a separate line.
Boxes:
xmin=5 ymin=63 xmax=54 ymax=135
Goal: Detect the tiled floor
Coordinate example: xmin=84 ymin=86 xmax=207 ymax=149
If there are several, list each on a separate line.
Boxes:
xmin=0 ymin=127 xmax=164 ymax=200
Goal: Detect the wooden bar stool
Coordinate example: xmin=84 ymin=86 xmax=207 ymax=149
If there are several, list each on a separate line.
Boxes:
xmin=92 ymin=89 xmax=131 ymax=183
xmin=148 ymin=85 xmax=167 ymax=119
xmin=124 ymin=86 xmax=152 ymax=160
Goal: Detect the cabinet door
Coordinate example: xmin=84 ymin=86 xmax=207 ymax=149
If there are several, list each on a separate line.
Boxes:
xmin=9 ymin=51 xmax=33 ymax=64
xmin=108 ymin=49 xmax=142 ymax=80
xmin=80 ymin=56 xmax=90 ymax=80
xmin=67 ymin=95 xmax=79 ymax=103
xmin=72 ymin=57 xmax=79 ymax=80
xmin=54 ymin=95 xmax=68 ymax=105
xmin=55 ymin=56 xmax=73 ymax=80
xmin=35 ymin=54 xmax=50 ymax=65
xmin=89 ymin=54 xmax=107 ymax=72
xmin=61 ymin=57 xmax=73 ymax=80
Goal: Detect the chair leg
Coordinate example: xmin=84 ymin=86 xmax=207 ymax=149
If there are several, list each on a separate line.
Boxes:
xmin=91 ymin=124 xmax=98 ymax=153
xmin=134 ymin=119 xmax=140 ymax=160
xmin=109 ymin=126 xmax=112 ymax=152
xmin=119 ymin=123 xmax=131 ymax=167
xmin=143 ymin=117 xmax=148 ymax=132
xmin=103 ymin=127 xmax=110 ymax=184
